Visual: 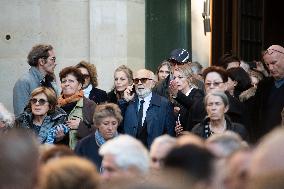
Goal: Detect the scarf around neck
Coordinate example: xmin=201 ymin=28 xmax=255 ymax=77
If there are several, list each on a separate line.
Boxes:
xmin=95 ymin=130 xmax=118 ymax=146
xmin=58 ymin=90 xmax=84 ymax=107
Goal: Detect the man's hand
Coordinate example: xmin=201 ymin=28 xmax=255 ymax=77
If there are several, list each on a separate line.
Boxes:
xmin=123 ymin=85 xmax=135 ymax=102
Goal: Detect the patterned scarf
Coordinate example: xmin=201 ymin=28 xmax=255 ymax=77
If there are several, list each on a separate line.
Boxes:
xmin=95 ymin=130 xmax=118 ymax=146
xmin=57 ymin=90 xmax=84 ymax=107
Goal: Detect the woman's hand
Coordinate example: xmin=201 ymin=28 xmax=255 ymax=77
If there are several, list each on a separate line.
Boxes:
xmin=174 ymin=106 xmax=180 ymax=114
xmin=66 ymin=118 xmax=81 ymax=130
xmin=123 ymin=85 xmax=135 ymax=102
xmin=175 ymin=117 xmax=184 ymax=136
xmin=169 ymin=80 xmax=178 ymax=97
xmin=55 ymin=125 xmax=66 ymax=142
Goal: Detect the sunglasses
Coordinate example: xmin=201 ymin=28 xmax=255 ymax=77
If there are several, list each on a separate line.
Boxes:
xmin=133 ymin=78 xmax=152 ymax=84
xmin=82 ymin=74 xmax=90 ymax=79
xmin=264 ymin=49 xmax=284 ymax=56
xmin=30 ymin=98 xmax=48 ymax=105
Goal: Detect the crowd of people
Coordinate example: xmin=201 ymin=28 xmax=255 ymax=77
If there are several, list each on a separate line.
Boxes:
xmin=0 ymin=44 xmax=284 ymax=189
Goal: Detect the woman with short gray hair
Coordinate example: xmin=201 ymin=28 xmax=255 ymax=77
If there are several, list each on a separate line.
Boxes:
xmin=191 ymin=91 xmax=248 ymax=141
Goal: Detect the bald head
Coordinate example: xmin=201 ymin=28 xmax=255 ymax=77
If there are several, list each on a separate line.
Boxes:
xmin=176 ymin=132 xmax=205 ymax=147
xmin=249 ymin=127 xmax=284 ymax=178
xmin=263 ymin=45 xmax=284 ymax=80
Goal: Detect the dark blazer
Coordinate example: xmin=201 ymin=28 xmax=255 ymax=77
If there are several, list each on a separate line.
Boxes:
xmin=246 ymin=77 xmax=284 ymax=141
xmin=107 ymin=90 xmax=119 ymax=104
xmin=75 ymin=133 xmax=102 ymax=171
xmin=121 ymin=92 xmax=175 ymax=148
xmin=89 ymin=87 xmax=108 ymax=104
xmin=191 ymin=116 xmax=249 ymax=141
xmin=174 ymin=88 xmax=205 ymax=131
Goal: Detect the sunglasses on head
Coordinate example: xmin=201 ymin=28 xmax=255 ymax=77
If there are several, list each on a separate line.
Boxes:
xmin=133 ymin=78 xmax=152 ymax=84
xmin=30 ymin=98 xmax=48 ymax=105
xmin=264 ymin=48 xmax=284 ymax=56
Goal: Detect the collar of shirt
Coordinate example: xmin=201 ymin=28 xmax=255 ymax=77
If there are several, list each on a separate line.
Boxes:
xmin=83 ymin=84 xmax=93 ymax=98
xmin=275 ymin=78 xmax=284 ymax=88
xmin=185 ymin=86 xmax=195 ymax=96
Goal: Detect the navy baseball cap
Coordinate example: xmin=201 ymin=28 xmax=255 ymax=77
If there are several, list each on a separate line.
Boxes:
xmin=169 ymin=48 xmax=190 ymax=63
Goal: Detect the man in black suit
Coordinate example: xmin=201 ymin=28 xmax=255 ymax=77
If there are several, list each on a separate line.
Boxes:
xmin=249 ymin=45 xmax=284 ymax=141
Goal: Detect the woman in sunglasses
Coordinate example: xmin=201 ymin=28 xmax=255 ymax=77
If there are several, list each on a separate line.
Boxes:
xmin=75 ymin=60 xmax=108 ymax=104
xmin=16 ymin=87 xmax=68 ymax=144
xmin=58 ymin=66 xmax=96 ymax=149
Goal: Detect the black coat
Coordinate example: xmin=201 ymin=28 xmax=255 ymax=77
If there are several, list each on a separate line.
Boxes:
xmin=89 ymin=87 xmax=108 ymax=104
xmin=245 ymin=77 xmax=284 ymax=141
xmin=191 ymin=116 xmax=249 ymax=141
xmin=174 ymin=88 xmax=205 ymax=131
xmin=75 ymin=133 xmax=102 ymax=171
xmin=189 ymin=91 xmax=250 ymax=131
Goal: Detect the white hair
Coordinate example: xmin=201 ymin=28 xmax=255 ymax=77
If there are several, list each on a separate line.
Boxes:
xmin=0 ymin=103 xmax=15 ymax=129
xmin=206 ymin=131 xmax=246 ymax=157
xmin=150 ymin=134 xmax=176 ymax=151
xmin=99 ymin=135 xmax=150 ymax=174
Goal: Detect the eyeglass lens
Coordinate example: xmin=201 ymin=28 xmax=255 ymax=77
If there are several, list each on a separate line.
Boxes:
xmin=205 ymin=82 xmax=223 ymax=87
xmin=133 ymin=78 xmax=151 ymax=84
xmin=31 ymin=98 xmax=47 ymax=105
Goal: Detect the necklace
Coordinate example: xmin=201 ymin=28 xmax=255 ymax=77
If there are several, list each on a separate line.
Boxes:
xmin=209 ymin=120 xmax=227 ymax=135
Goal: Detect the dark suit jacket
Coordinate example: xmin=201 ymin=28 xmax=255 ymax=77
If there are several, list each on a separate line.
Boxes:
xmin=75 ymin=133 xmax=102 ymax=171
xmin=121 ymin=92 xmax=175 ymax=148
xmin=89 ymin=87 xmax=108 ymax=104
xmin=246 ymin=77 xmax=284 ymax=141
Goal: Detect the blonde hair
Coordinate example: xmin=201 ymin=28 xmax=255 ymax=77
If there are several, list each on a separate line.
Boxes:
xmin=93 ymin=103 xmax=123 ymax=127
xmin=39 ymin=157 xmax=100 ymax=189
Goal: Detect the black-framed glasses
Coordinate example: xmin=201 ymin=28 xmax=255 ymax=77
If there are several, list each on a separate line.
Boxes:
xmin=205 ymin=82 xmax=223 ymax=87
xmin=30 ymin=98 xmax=48 ymax=105
xmin=133 ymin=78 xmax=152 ymax=84
xmin=264 ymin=49 xmax=284 ymax=56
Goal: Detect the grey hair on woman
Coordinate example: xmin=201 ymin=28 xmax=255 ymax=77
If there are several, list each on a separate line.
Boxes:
xmin=204 ymin=91 xmax=229 ymax=108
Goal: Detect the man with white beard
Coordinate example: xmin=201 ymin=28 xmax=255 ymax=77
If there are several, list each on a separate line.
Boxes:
xmin=120 ymin=69 xmax=175 ymax=148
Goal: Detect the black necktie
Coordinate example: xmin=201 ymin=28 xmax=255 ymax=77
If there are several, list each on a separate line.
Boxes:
xmin=138 ymin=100 xmax=145 ymax=127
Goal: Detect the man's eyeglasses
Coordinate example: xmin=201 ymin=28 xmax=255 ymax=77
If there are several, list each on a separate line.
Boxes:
xmin=264 ymin=49 xmax=284 ymax=56
xmin=30 ymin=98 xmax=48 ymax=105
xmin=133 ymin=78 xmax=152 ymax=84
xmin=46 ymin=57 xmax=56 ymax=62
xmin=205 ymin=82 xmax=223 ymax=87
